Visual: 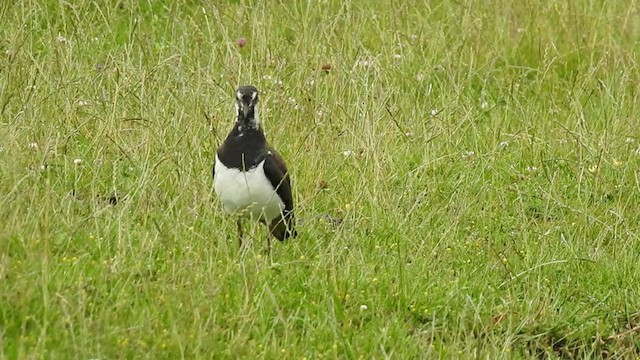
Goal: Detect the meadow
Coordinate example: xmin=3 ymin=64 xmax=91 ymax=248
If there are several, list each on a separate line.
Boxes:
xmin=1 ymin=0 xmax=640 ymax=358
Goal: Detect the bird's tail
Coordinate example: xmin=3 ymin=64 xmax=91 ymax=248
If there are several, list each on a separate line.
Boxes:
xmin=269 ymin=211 xmax=297 ymax=241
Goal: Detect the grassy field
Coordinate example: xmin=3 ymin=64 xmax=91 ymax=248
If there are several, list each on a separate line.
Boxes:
xmin=1 ymin=0 xmax=640 ymax=358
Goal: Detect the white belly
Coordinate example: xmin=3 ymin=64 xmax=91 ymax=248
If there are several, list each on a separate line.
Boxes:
xmin=213 ymin=155 xmax=285 ymax=222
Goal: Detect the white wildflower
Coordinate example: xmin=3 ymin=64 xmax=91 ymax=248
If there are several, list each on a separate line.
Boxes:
xmin=357 ymin=59 xmax=373 ymax=67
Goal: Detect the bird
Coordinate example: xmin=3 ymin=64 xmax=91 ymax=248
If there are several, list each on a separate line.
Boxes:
xmin=213 ymin=85 xmax=297 ymax=249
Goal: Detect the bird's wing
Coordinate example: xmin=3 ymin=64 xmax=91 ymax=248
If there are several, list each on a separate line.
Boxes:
xmin=264 ymin=149 xmax=296 ymax=240
xmin=263 ymin=150 xmax=293 ymax=212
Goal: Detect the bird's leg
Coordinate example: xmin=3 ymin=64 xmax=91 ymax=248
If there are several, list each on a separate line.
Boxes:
xmin=261 ymin=221 xmax=272 ymax=255
xmin=236 ymin=218 xmax=244 ymax=248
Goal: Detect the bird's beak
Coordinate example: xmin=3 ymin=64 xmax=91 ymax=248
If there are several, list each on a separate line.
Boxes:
xmin=241 ymin=103 xmax=251 ymax=118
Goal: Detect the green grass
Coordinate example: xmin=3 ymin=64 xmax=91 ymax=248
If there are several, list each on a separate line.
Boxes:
xmin=1 ymin=0 xmax=640 ymax=358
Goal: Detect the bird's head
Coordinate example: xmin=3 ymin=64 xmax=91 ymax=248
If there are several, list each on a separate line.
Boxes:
xmin=235 ymin=85 xmax=260 ymax=127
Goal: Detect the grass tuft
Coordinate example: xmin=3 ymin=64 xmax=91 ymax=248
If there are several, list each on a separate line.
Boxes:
xmin=1 ymin=0 xmax=640 ymax=358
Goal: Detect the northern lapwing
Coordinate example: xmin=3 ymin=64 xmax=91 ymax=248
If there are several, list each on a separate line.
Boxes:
xmin=213 ymin=85 xmax=297 ymax=249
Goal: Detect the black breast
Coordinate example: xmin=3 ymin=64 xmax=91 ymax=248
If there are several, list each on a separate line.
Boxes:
xmin=216 ymin=127 xmax=269 ymax=171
